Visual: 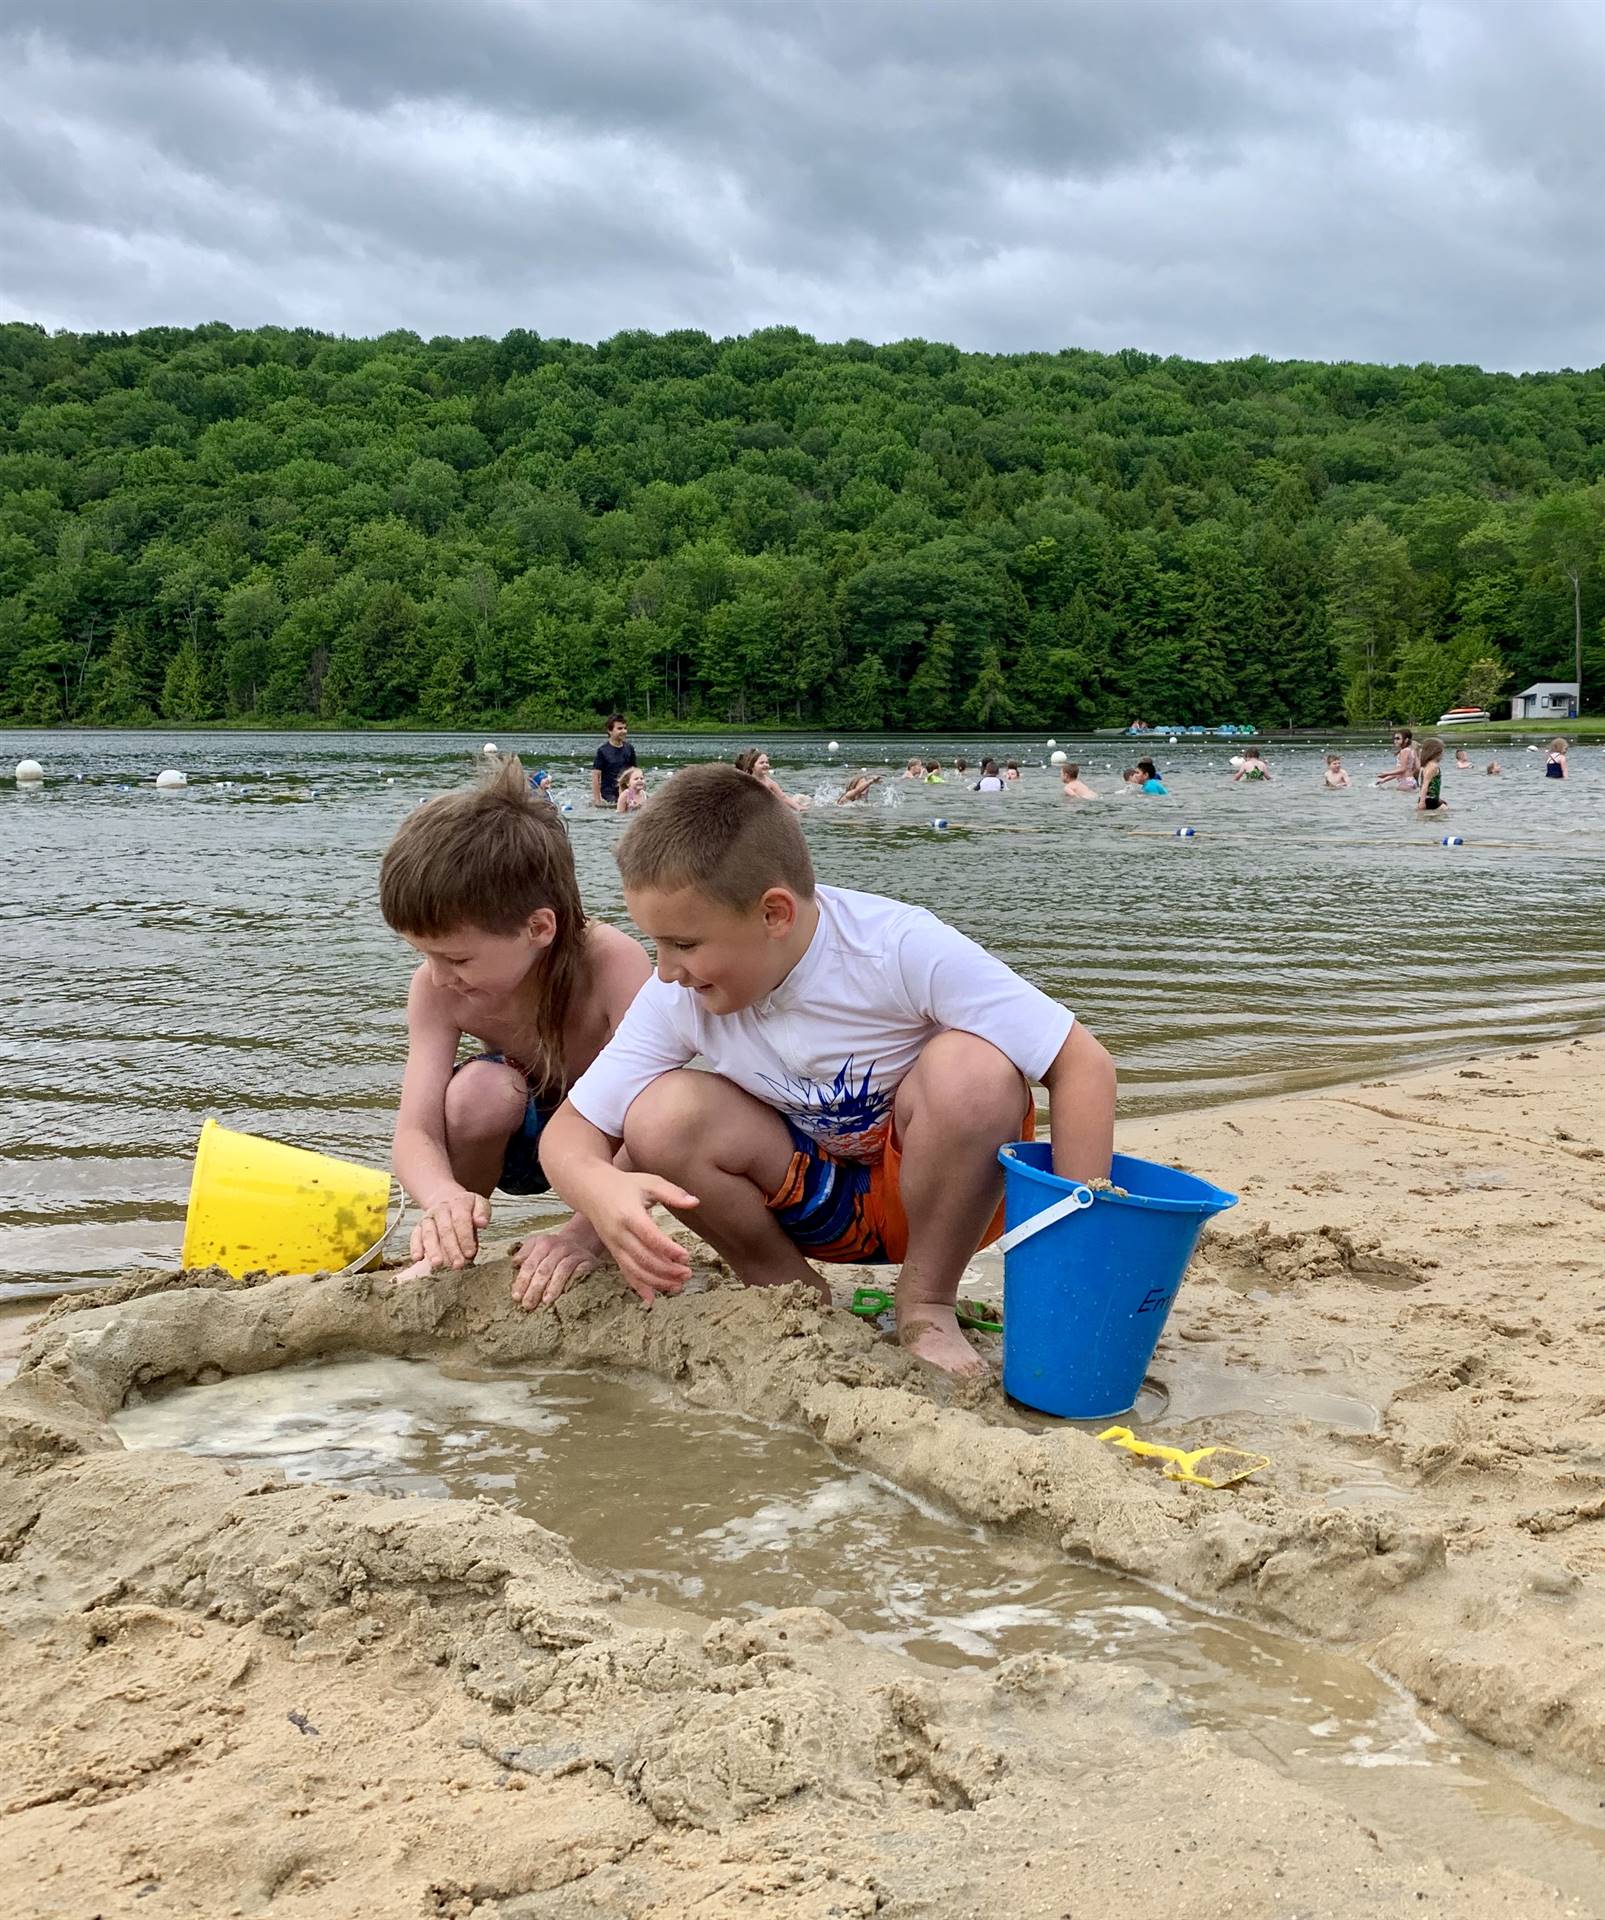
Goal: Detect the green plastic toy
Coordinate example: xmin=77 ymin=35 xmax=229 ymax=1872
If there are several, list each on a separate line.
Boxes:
xmin=848 ymin=1287 xmax=1002 ymax=1333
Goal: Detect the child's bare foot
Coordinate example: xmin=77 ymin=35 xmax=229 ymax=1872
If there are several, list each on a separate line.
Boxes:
xmin=896 ymin=1304 xmax=988 ymax=1376
xmin=510 ymin=1220 xmax=605 ymax=1310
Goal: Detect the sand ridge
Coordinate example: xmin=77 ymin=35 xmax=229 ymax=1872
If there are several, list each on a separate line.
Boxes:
xmin=2 ymin=1037 xmax=1604 ymax=1915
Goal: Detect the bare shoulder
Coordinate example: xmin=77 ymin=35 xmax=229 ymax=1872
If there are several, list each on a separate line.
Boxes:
xmin=586 ymin=921 xmax=652 ymax=1014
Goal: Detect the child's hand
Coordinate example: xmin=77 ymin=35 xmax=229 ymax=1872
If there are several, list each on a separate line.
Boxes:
xmin=509 ymin=1219 xmax=604 ymax=1311
xmin=586 ymin=1172 xmax=700 ymax=1303
xmin=410 ymin=1189 xmax=491 ymax=1270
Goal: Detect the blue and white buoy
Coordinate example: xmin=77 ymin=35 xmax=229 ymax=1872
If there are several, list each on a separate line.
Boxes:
xmin=929 ymin=818 xmax=949 ymax=830
xmin=1441 ymin=834 xmax=1463 ymax=847
xmin=1174 ymin=826 xmax=1197 ymax=838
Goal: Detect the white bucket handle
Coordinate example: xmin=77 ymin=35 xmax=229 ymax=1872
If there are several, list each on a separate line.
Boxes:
xmin=996 ymin=1183 xmax=1095 ymax=1255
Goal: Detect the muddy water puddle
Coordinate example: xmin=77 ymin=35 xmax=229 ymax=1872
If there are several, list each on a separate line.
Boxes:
xmin=114 ymin=1354 xmax=1605 ymax=1907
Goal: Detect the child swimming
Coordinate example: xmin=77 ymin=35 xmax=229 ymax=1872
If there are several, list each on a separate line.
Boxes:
xmin=836 ymin=770 xmax=884 ymax=804
xmin=1136 ymin=758 xmax=1167 ymax=794
xmin=1232 ymin=748 xmax=1271 ymax=783
xmin=734 ymin=748 xmax=810 ymax=812
xmin=1546 ymin=738 xmax=1569 ymax=780
xmin=974 ymin=758 xmax=1005 ymax=792
xmin=1322 ymin=754 xmax=1350 ymax=789
xmin=1058 ymin=762 xmax=1097 ymax=799
xmin=1453 ymin=747 xmax=1472 ymax=770
xmin=616 ymin=767 xmax=648 ymax=813
xmin=902 ymin=757 xmax=926 ymax=780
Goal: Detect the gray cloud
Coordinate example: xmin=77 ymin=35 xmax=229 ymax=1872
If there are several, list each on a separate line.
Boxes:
xmin=0 ymin=0 xmax=1601 ymax=367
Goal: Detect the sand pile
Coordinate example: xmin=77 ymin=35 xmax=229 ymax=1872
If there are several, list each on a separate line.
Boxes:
xmin=3 ymin=1037 xmax=1604 ymax=1916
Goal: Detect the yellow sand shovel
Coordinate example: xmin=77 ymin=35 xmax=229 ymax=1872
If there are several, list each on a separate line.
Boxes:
xmin=1097 ymin=1425 xmax=1269 ymax=1489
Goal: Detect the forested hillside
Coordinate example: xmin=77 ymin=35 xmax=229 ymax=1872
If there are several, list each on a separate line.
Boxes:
xmin=2 ymin=321 xmax=1602 ymax=731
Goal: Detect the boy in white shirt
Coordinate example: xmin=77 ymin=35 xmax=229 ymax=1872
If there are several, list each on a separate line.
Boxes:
xmin=531 ymin=765 xmax=1116 ymax=1373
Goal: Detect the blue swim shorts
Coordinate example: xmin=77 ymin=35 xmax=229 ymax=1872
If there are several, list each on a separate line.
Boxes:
xmin=451 ymin=1052 xmax=556 ymax=1195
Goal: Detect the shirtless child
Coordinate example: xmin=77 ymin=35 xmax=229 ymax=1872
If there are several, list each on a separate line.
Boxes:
xmin=381 ymin=755 xmax=650 ymax=1301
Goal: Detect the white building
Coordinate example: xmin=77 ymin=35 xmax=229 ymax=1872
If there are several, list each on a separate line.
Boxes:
xmin=1510 ymin=681 xmax=1578 ymax=721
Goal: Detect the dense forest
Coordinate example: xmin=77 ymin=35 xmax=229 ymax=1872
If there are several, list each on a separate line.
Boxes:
xmin=1 ymin=321 xmax=1602 ymax=732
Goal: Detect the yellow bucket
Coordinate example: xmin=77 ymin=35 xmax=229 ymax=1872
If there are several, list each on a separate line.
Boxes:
xmin=181 ymin=1117 xmax=395 ymax=1278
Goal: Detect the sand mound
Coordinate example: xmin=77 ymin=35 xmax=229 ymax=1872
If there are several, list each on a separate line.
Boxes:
xmin=4 ymin=1037 xmax=1605 ymax=1914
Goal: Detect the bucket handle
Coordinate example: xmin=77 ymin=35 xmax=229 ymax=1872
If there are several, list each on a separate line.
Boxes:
xmin=996 ymin=1183 xmax=1095 ymax=1255
xmin=334 ymin=1178 xmax=408 ymax=1276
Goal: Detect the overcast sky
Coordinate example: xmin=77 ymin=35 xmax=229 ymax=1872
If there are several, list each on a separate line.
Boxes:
xmin=2 ymin=1 xmax=1601 ymax=370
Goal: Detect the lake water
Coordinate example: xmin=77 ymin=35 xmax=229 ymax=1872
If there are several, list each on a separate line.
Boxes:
xmin=4 ymin=726 xmax=1603 ymax=1291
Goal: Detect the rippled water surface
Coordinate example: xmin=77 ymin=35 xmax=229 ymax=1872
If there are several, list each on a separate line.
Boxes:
xmin=4 ymin=726 xmax=1602 ymax=1288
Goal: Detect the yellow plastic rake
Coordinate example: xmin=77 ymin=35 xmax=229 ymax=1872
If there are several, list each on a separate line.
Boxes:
xmin=1097 ymin=1425 xmax=1270 ymax=1489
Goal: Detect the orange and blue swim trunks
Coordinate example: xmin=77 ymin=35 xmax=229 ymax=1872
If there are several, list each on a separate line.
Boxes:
xmin=764 ymin=1104 xmax=1035 ymax=1265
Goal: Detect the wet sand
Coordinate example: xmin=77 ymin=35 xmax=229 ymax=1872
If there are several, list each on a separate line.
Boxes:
xmin=3 ymin=1036 xmax=1604 ymax=1917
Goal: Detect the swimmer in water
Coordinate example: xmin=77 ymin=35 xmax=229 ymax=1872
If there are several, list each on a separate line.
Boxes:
xmin=837 ymin=770 xmax=884 ymax=804
xmin=1323 ymin=754 xmax=1350 ymax=789
xmin=1545 ymin=737 xmax=1569 ymax=780
xmin=1058 ymin=762 xmax=1097 ymax=799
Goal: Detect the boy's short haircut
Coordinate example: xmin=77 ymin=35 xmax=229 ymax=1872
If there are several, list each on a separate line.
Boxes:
xmin=380 ymin=753 xmax=583 ymax=939
xmin=1063 ymin=763 xmax=1080 ymax=778
xmin=616 ymin=762 xmax=815 ymax=910
xmin=606 ymin=713 xmax=627 ymax=729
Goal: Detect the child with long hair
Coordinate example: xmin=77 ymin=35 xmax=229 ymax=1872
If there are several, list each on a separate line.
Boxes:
xmin=1415 ymin=735 xmax=1448 ymax=814
xmin=380 ymin=754 xmax=650 ymax=1303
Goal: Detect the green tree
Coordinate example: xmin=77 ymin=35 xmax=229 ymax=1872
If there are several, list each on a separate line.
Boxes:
xmin=1328 ymin=516 xmax=1415 ymax=724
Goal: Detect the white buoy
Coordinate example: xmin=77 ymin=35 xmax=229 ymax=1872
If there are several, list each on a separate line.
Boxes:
xmin=1046 ymin=738 xmax=1057 ymax=749
xmin=1175 ymin=826 xmax=1197 ymax=838
xmin=1229 ymin=755 xmax=1245 ymax=769
xmin=929 ymin=818 xmax=950 ymax=831
xmin=1169 ymin=734 xmax=1178 ymax=745
xmin=483 ymin=742 xmax=498 ymax=756
xmin=1050 ymin=750 xmax=1067 ymax=767
xmin=827 ymin=740 xmax=840 ymax=753
xmin=155 ymin=769 xmax=187 ymax=789
xmin=14 ymin=758 xmax=43 ymax=783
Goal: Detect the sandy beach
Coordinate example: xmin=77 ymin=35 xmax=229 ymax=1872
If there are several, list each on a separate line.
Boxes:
xmin=3 ymin=1035 xmax=1604 ymax=1918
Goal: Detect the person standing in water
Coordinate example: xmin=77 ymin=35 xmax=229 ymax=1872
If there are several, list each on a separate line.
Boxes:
xmin=1416 ymin=736 xmax=1448 ymax=815
xmin=1545 ymin=738 xmax=1569 ymax=779
xmin=1377 ymin=729 xmax=1418 ymax=790
xmin=591 ymin=715 xmax=638 ymax=809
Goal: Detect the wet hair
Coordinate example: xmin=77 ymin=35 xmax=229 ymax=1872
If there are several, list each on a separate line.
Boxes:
xmin=1395 ymin=729 xmax=1414 ymax=746
xmin=1122 ymin=766 xmax=1142 ymax=781
xmin=1417 ymin=734 xmax=1445 ymax=766
xmin=1136 ymin=758 xmax=1159 ymax=779
xmin=379 ymin=754 xmax=586 ymax=1096
xmin=906 ymin=757 xmax=925 ymax=773
xmin=1325 ymin=753 xmax=1342 ymax=764
xmin=1005 ymin=759 xmax=1020 ymax=771
xmin=1486 ymin=761 xmax=1500 ymax=773
xmin=953 ymin=757 xmax=968 ymax=772
xmin=733 ymin=748 xmax=764 ymax=777
xmin=616 ymin=762 xmax=815 ymax=910
xmin=980 ymin=757 xmax=1000 ymax=776
xmin=1061 ymin=762 xmax=1080 ymax=779
xmin=925 ymin=759 xmax=942 ymax=772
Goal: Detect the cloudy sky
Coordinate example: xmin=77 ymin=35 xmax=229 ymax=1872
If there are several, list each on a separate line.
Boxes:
xmin=2 ymin=0 xmax=1601 ymax=370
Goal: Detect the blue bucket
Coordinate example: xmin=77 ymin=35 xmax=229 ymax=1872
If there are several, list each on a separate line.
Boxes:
xmin=996 ymin=1143 xmax=1238 ymax=1419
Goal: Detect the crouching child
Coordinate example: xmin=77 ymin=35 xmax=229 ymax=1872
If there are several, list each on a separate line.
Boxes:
xmin=536 ymin=764 xmax=1116 ymax=1374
